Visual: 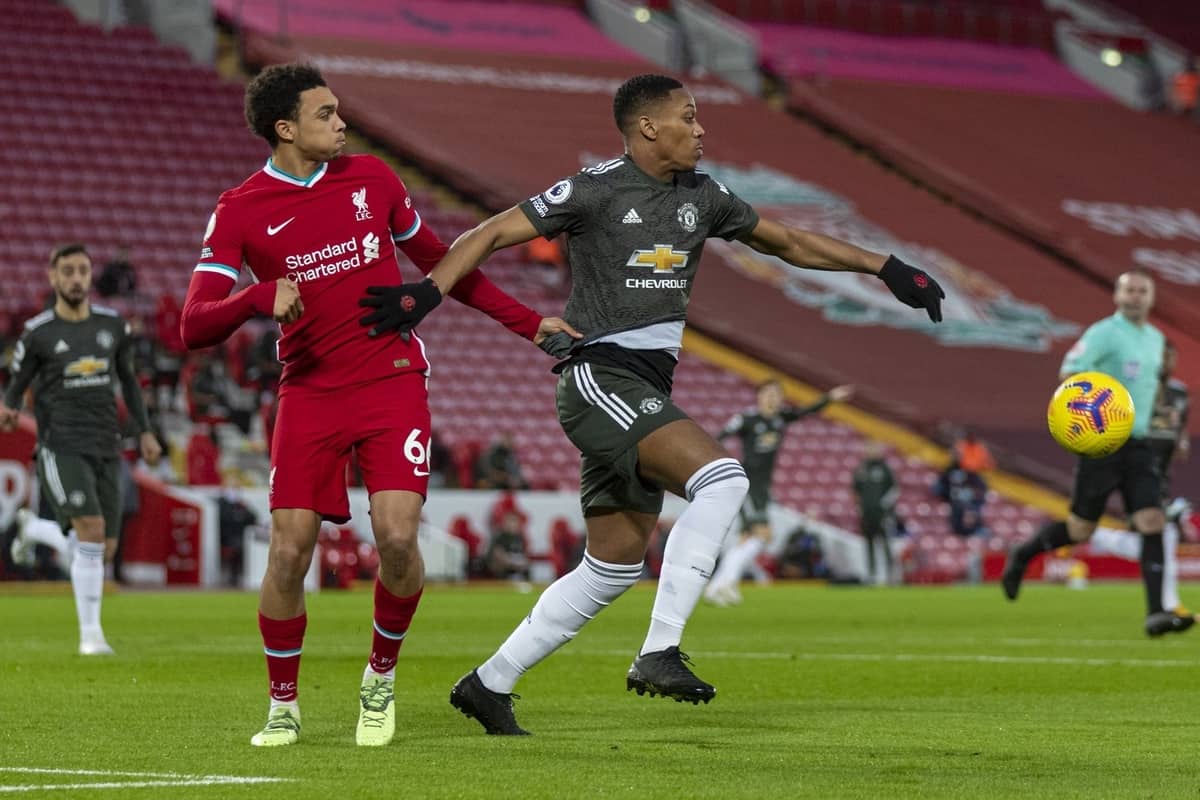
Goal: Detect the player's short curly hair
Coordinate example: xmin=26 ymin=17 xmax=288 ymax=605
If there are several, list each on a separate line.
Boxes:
xmin=244 ymin=63 xmax=327 ymax=146
xmin=49 ymin=243 xmax=88 ymax=267
xmin=613 ymin=74 xmax=684 ymax=135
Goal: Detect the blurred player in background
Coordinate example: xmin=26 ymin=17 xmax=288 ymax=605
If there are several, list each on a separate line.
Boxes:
xmin=2 ymin=243 xmax=161 ymax=655
xmin=705 ymin=380 xmax=855 ymax=605
xmin=1002 ymin=271 xmax=1188 ymax=636
xmin=360 ymin=73 xmax=944 ymax=735
xmin=180 ymin=63 xmax=577 ymax=747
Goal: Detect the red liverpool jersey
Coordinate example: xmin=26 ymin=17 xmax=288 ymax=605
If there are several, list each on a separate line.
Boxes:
xmin=196 ymin=154 xmax=432 ymax=392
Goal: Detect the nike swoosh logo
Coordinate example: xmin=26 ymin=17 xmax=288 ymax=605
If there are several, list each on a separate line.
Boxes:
xmin=267 ymin=217 xmax=296 ymax=236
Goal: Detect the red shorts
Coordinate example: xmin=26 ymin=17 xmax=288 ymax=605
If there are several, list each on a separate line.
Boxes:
xmin=270 ymin=373 xmax=432 ymax=522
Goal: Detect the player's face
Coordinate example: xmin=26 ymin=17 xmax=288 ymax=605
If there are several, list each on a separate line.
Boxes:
xmin=1114 ymin=272 xmax=1154 ymax=322
xmin=654 ymin=90 xmax=704 ymax=170
xmin=49 ymin=253 xmax=91 ymax=308
xmin=758 ymin=383 xmax=783 ymax=415
xmin=291 ymin=86 xmax=347 ymax=161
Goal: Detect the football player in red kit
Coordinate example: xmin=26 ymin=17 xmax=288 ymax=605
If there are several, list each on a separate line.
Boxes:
xmin=180 ymin=63 xmax=578 ymax=747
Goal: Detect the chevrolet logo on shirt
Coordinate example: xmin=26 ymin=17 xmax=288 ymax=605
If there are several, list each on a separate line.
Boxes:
xmin=626 ymin=245 xmax=689 ymax=273
xmin=64 ymin=356 xmax=110 ymax=377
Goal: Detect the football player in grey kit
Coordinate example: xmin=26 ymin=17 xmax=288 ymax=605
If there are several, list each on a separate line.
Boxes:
xmin=360 ymin=74 xmax=945 ymax=734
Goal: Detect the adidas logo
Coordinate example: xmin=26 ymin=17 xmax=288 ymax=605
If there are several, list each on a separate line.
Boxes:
xmin=54 ymin=339 xmax=69 ymax=354
xmin=622 ymin=208 xmax=642 ymax=224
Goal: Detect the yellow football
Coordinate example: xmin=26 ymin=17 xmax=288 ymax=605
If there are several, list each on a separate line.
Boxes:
xmin=1047 ymin=371 xmax=1135 ymax=458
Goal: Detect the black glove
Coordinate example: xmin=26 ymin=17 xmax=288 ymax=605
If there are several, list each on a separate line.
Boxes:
xmin=358 ymin=278 xmax=443 ymax=338
xmin=877 ymin=255 xmax=944 ymax=323
xmin=537 ymin=331 xmax=576 ymax=359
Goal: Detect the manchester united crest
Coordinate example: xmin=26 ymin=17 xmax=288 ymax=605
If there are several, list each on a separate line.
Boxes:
xmin=677 ymin=202 xmax=699 ymax=233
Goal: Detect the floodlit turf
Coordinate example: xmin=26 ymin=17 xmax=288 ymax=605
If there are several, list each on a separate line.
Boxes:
xmin=2 ymin=581 xmax=1198 ymax=798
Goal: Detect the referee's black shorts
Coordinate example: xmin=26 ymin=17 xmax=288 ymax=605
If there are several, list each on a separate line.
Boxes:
xmin=1070 ymin=438 xmax=1162 ymax=522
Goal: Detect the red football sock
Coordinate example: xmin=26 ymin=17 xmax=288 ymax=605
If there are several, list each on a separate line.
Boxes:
xmin=369 ymin=580 xmax=422 ymax=674
xmin=259 ymin=612 xmax=307 ymax=702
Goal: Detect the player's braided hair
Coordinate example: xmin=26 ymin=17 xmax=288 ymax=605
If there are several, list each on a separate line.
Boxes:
xmin=244 ymin=63 xmax=327 ymax=146
xmin=613 ymin=74 xmax=684 ymax=135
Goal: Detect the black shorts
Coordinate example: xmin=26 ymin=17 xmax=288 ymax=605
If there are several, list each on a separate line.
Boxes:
xmin=740 ymin=483 xmax=770 ymax=528
xmin=1070 ymin=438 xmax=1161 ymax=522
xmin=36 ymin=448 xmax=122 ymax=539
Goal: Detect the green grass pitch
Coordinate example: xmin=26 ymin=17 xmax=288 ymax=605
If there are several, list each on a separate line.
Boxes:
xmin=1 ymin=581 xmax=1197 ymax=798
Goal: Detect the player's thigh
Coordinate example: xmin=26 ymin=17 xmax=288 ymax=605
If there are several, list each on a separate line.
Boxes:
xmin=353 ymin=373 xmax=433 ymax=499
xmin=579 ymin=452 xmax=665 ymax=517
xmin=37 ymin=447 xmax=102 ymax=530
xmin=637 ymin=419 xmax=732 ymax=498
xmin=368 ymin=490 xmax=424 ymax=547
xmin=1068 ymin=451 xmax=1122 ymax=522
xmin=1120 ymin=441 xmax=1164 ymax=523
xmin=582 ymin=506 xmax=658 ymax=564
xmin=272 ymin=391 xmax=354 ymax=523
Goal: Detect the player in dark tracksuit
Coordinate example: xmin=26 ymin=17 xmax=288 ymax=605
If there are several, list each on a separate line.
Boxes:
xmin=2 ymin=243 xmax=161 ymax=655
xmin=705 ymin=380 xmax=854 ymax=605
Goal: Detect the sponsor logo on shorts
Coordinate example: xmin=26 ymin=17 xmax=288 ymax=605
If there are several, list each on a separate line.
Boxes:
xmin=69 ymin=490 xmax=86 ymax=508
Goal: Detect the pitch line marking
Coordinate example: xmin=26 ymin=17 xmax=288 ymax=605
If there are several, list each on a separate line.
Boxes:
xmin=589 ymin=649 xmax=1194 ymax=668
xmin=0 ymin=768 xmax=288 ymax=794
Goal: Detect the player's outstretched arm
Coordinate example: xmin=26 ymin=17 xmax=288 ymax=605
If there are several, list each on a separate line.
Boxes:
xmin=180 ymin=273 xmax=301 ymax=350
xmin=360 ymin=206 xmax=543 ymax=337
xmin=397 ymin=220 xmax=578 ymax=344
xmin=742 ymin=218 xmax=944 ymax=323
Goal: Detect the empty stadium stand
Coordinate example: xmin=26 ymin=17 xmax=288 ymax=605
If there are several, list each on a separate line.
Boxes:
xmin=2 ymin=0 xmax=1097 ymax=583
xmin=0 ymin=0 xmax=262 ymax=316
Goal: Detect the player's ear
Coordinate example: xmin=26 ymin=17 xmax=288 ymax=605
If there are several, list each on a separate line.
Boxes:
xmin=275 ymin=118 xmax=295 ymax=145
xmin=637 ymin=115 xmax=657 ymax=141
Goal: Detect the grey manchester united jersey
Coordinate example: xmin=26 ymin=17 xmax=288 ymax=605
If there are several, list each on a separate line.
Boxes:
xmin=4 ymin=306 xmax=149 ymax=457
xmin=519 ymin=155 xmax=758 ymax=365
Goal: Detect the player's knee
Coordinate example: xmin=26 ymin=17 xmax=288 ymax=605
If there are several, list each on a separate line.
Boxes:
xmin=374 ymin=523 xmax=420 ymax=566
xmin=685 ymin=458 xmax=749 ymax=504
xmin=268 ymin=539 xmax=315 ymax=583
xmin=1133 ymin=508 xmax=1165 ymax=535
xmin=72 ymin=516 xmax=105 ymax=542
xmin=1066 ymin=517 xmax=1095 ymax=543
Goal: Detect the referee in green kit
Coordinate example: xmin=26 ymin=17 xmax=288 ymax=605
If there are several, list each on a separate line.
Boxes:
xmin=1001 ymin=269 xmax=1189 ymax=637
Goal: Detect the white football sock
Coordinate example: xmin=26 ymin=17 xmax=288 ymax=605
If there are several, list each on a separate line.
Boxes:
xmin=477 ymin=553 xmax=642 ymax=694
xmin=642 ymin=458 xmax=748 ymax=656
xmin=1088 ymin=526 xmax=1141 ymax=561
xmin=1163 ymin=521 xmax=1181 ymax=611
xmin=71 ymin=541 xmax=106 ymax=638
